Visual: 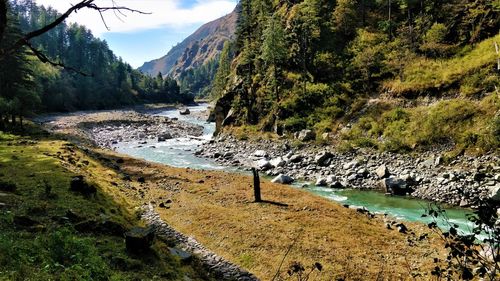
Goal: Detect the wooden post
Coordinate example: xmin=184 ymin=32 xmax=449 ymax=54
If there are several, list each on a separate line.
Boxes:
xmin=252 ymin=167 xmax=262 ymax=202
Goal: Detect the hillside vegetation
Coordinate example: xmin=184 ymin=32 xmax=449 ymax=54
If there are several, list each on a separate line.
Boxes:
xmin=213 ymin=0 xmax=500 ymax=154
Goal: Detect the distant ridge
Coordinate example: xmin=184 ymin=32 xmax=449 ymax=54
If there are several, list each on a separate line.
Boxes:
xmin=138 ymin=7 xmax=237 ymax=77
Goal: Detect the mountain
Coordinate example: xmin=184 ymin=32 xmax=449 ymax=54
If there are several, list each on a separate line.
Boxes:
xmin=138 ymin=7 xmax=237 ymax=77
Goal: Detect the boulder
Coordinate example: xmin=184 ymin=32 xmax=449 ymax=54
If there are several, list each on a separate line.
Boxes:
xmin=255 ymin=159 xmax=272 ymax=171
xmin=169 ymin=247 xmax=193 ymax=262
xmin=315 ymin=151 xmax=333 ymax=167
xmin=375 ymin=165 xmax=390 ymax=179
xmin=343 ymin=160 xmax=359 ymax=170
xmin=297 ymin=130 xmax=316 ymax=142
xmin=473 ymin=172 xmax=486 ymax=182
xmin=179 ymin=108 xmax=190 ymax=115
xmin=356 ymin=168 xmax=369 ymax=178
xmin=289 ymin=154 xmax=303 ymax=163
xmin=70 ymin=176 xmax=97 ymax=197
xmin=315 ymin=177 xmax=328 ymax=186
xmin=378 ymin=177 xmax=408 ymax=196
xmin=125 ymin=227 xmax=155 ymax=253
xmin=330 ymin=181 xmax=344 ymax=189
xmin=270 ymin=157 xmax=286 ymax=168
xmin=395 ymin=223 xmax=408 ymax=234
xmin=253 ymin=150 xmax=268 ymax=157
xmin=420 ymin=158 xmax=435 ymax=169
xmin=488 ymin=184 xmax=500 ymax=201
xmin=325 ymin=175 xmax=337 ymax=185
xmin=157 ymin=132 xmax=172 ymax=142
xmin=271 ymin=174 xmax=294 ymax=184
xmin=400 ymin=174 xmax=415 ymax=185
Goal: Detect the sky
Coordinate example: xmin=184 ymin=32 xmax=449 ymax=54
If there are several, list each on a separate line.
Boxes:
xmin=34 ymin=0 xmax=237 ymax=68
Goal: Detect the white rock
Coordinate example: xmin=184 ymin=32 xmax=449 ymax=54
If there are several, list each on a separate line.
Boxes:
xmin=253 ymin=150 xmax=268 ymax=157
xmin=343 ymin=160 xmax=359 ymax=170
xmin=271 ymin=174 xmax=294 ymax=184
xmin=254 ymin=159 xmax=272 ymax=171
xmin=488 ymin=184 xmax=500 ymax=201
xmin=375 ymin=165 xmax=390 ymax=179
xmin=270 ymin=157 xmax=286 ymax=167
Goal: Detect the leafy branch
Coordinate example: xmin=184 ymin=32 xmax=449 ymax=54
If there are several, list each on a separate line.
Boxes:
xmin=423 ymin=201 xmax=500 ymax=280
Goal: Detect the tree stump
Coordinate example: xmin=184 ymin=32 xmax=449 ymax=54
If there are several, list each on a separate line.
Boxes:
xmin=125 ymin=226 xmax=155 ymax=254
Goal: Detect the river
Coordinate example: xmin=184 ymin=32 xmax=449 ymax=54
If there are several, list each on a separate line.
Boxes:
xmin=115 ymin=104 xmax=474 ymax=233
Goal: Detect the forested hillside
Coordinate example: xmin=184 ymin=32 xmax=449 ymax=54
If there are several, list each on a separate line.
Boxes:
xmin=0 ymin=0 xmax=191 ymax=125
xmin=214 ymin=0 xmax=500 ymax=154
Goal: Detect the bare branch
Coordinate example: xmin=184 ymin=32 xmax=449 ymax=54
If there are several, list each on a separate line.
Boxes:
xmin=24 ymin=40 xmax=91 ymax=76
xmin=3 ymin=0 xmax=150 ymax=75
xmin=15 ymin=0 xmax=149 ymax=49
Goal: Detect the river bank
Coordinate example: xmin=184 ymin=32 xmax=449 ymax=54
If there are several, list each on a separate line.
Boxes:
xmin=198 ymin=132 xmax=500 ymax=209
xmin=34 ymin=107 xmax=205 ymax=149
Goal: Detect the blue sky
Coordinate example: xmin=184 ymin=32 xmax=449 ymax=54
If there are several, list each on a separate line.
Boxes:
xmin=34 ymin=0 xmax=237 ymax=68
xmin=102 ymin=23 xmax=203 ymax=67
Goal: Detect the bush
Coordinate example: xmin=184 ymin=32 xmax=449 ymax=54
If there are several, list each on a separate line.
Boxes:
xmin=425 ymin=201 xmax=500 ymax=280
xmin=282 ymin=116 xmax=307 ymax=132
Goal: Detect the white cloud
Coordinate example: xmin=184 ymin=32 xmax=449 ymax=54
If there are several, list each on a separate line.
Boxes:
xmin=34 ymin=0 xmax=236 ymax=36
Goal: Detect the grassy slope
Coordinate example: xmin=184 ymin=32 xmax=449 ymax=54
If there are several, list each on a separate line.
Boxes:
xmin=385 ymin=34 xmax=500 ymax=96
xmin=0 ymin=129 xmax=211 ymax=281
xmin=340 ymin=34 xmax=500 ymax=154
xmin=342 ymin=94 xmax=500 ymax=154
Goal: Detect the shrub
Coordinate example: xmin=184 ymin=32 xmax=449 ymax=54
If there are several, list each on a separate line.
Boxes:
xmin=425 ymin=201 xmax=500 ymax=280
xmin=282 ymin=116 xmax=307 ymax=132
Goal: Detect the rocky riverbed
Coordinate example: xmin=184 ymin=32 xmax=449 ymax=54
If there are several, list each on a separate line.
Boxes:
xmin=35 ymin=108 xmax=500 ymax=209
xmin=197 ymin=131 xmax=500 ymax=208
xmin=36 ymin=109 xmax=204 ymax=148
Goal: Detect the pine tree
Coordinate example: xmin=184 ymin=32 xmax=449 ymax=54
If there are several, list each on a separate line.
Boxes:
xmin=0 ymin=5 xmax=37 ymax=129
xmin=260 ymin=15 xmax=287 ymax=101
xmin=211 ymin=41 xmax=234 ymax=98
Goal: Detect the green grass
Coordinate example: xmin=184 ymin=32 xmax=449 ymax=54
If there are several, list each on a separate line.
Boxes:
xmin=341 ymin=95 xmax=500 ymax=154
xmin=385 ymin=34 xmax=500 ymax=96
xmin=0 ymin=131 xmax=211 ymax=281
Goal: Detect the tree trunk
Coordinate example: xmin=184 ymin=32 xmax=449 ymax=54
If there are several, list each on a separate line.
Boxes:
xmin=388 ymin=0 xmax=392 ymax=40
xmin=11 ymin=114 xmax=15 ymax=127
xmin=360 ymin=0 xmax=366 ymax=27
xmin=274 ymin=64 xmax=279 ymax=102
xmin=408 ymin=7 xmax=414 ymax=49
xmin=0 ymin=0 xmax=6 ymax=44
xmin=252 ymin=168 xmax=262 ymax=202
xmin=19 ymin=115 xmax=23 ymax=129
xmin=0 ymin=114 xmax=4 ymax=131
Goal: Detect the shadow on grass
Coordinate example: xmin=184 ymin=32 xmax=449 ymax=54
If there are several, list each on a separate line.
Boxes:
xmin=255 ymin=200 xmax=289 ymax=207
